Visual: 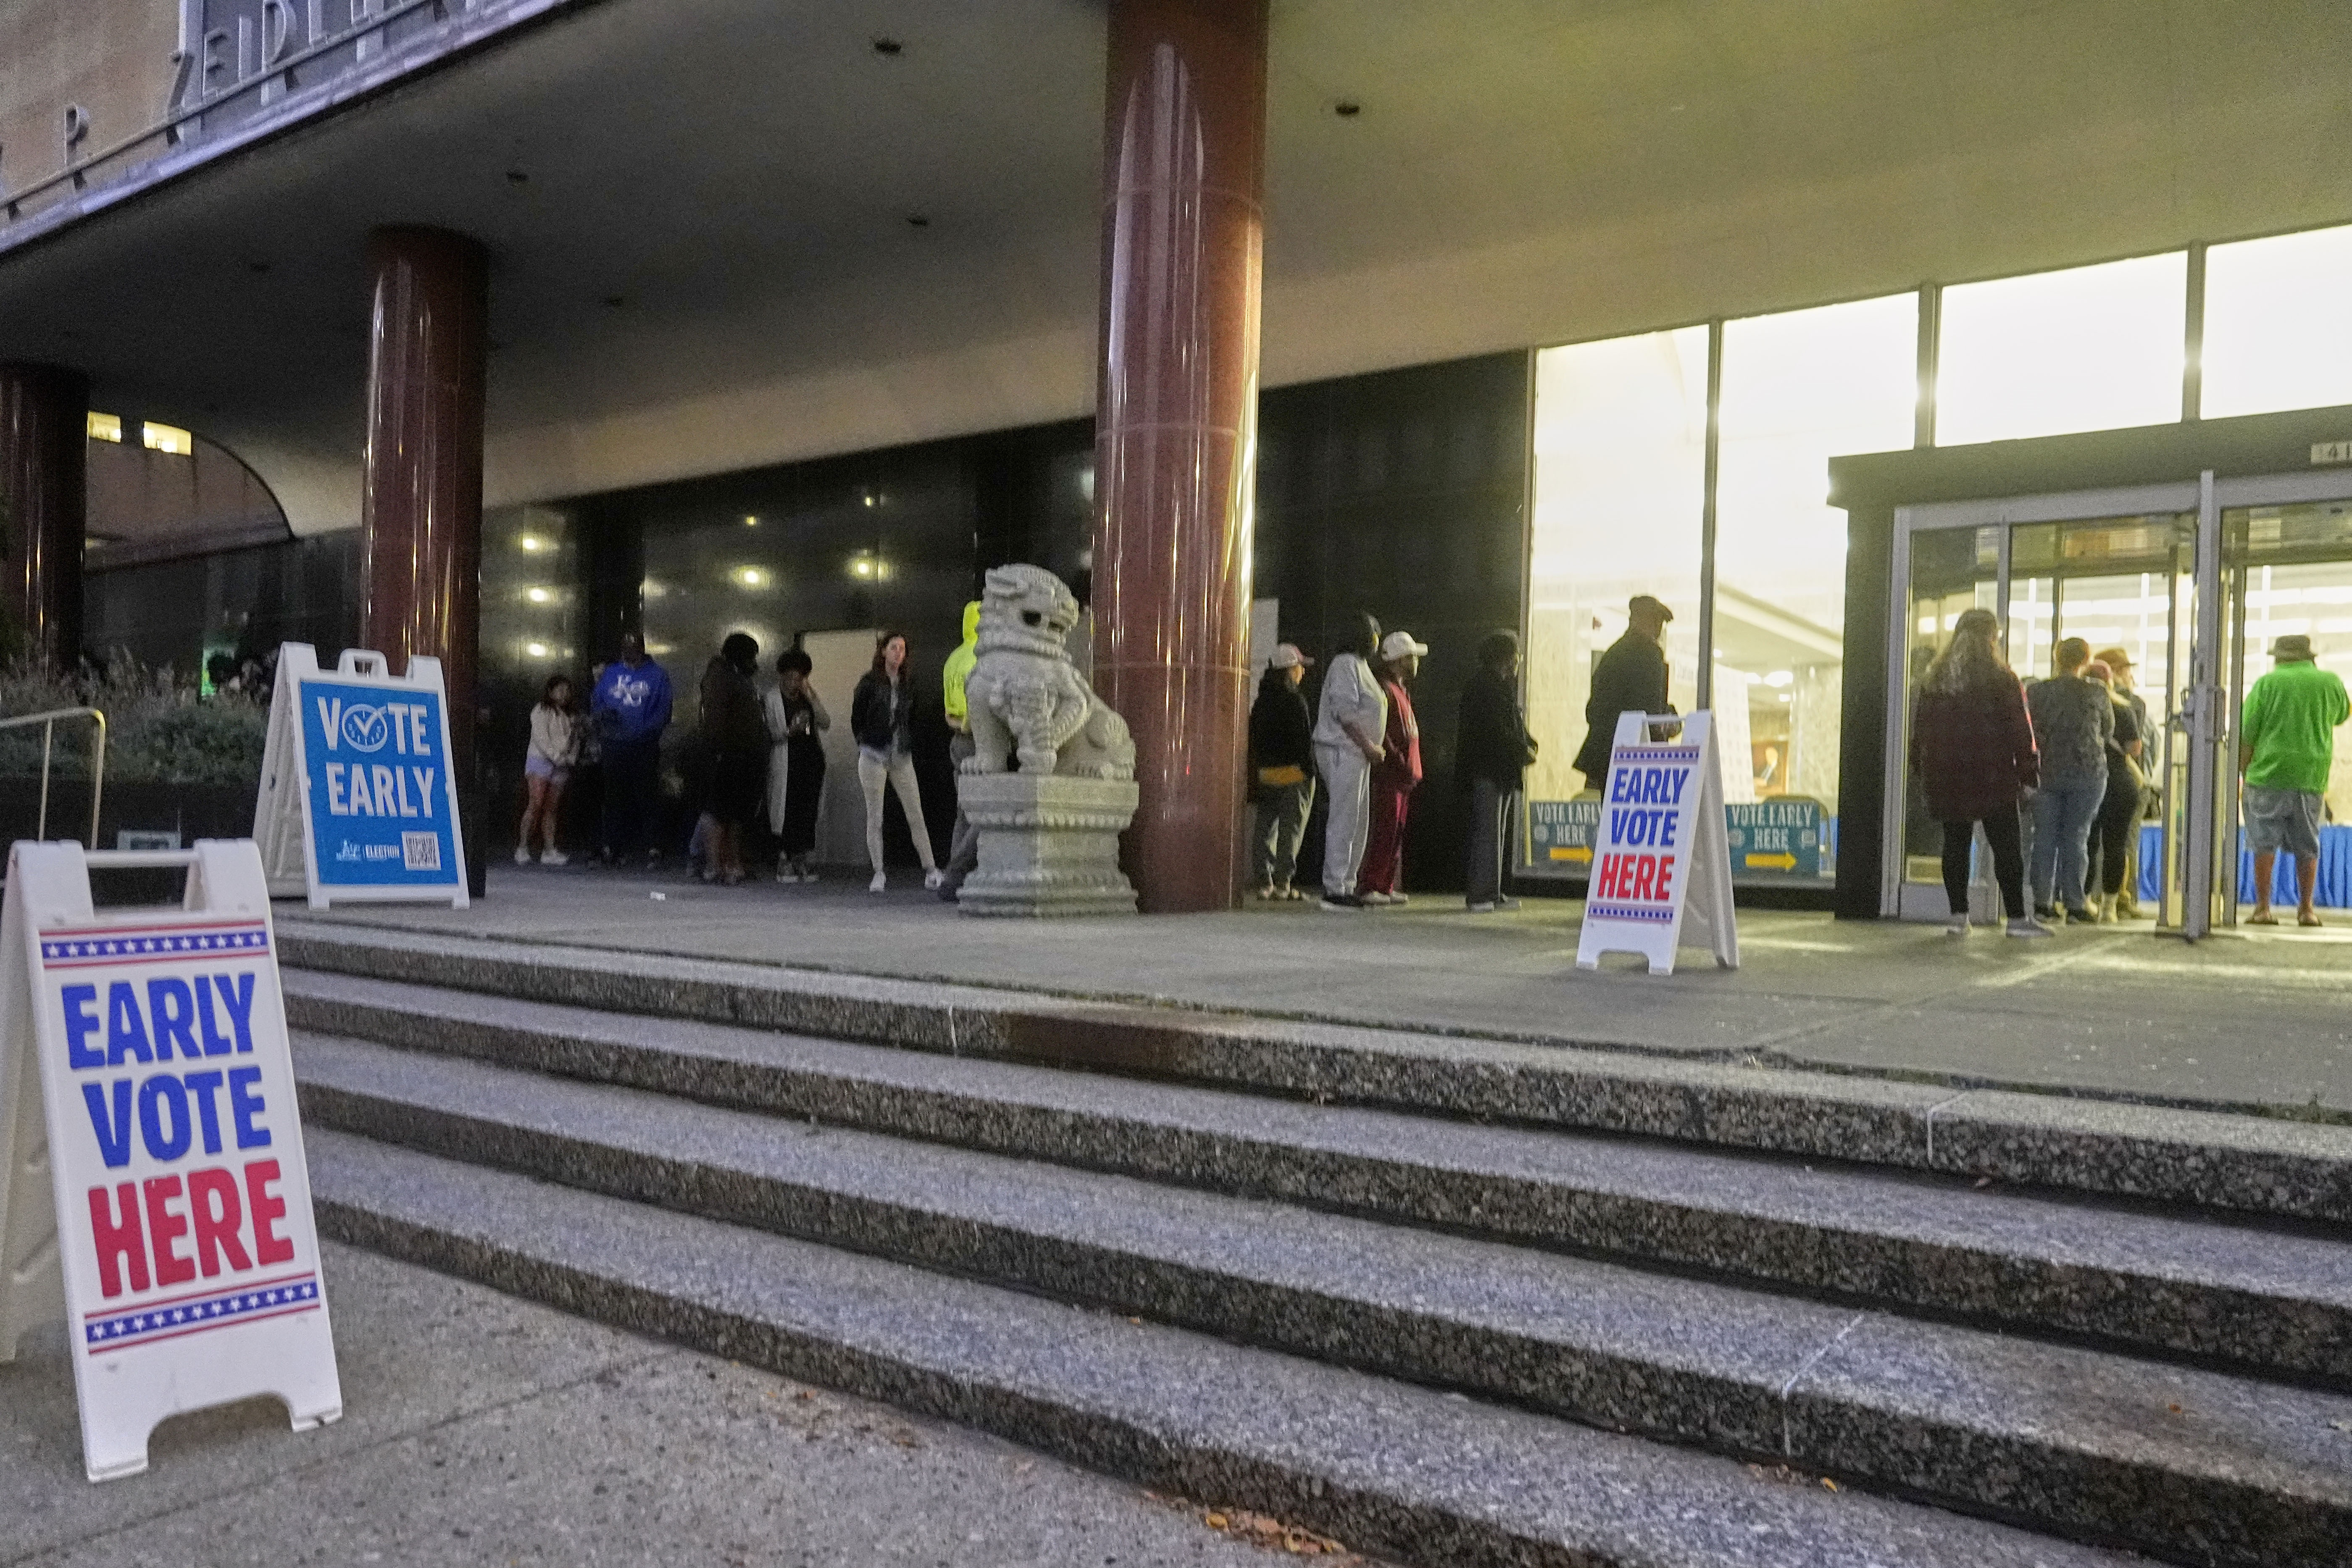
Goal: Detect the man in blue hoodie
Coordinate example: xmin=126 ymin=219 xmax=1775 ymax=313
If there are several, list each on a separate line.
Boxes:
xmin=592 ymin=632 xmax=673 ymax=866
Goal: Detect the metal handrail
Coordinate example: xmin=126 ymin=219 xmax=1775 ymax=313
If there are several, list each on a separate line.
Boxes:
xmin=0 ymin=707 xmax=107 ymax=845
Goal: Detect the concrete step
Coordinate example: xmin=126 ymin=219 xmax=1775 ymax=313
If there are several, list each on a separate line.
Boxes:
xmin=280 ymin=968 xmax=2352 ymax=1389
xmin=292 ymin=1031 xmax=2352 ymax=1568
xmin=306 ymin=1127 xmax=2137 ymax=1568
xmin=278 ymin=923 xmax=2352 ymax=1225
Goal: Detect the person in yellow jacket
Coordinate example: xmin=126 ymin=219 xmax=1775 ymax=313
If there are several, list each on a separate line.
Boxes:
xmin=938 ymin=600 xmax=983 ymax=900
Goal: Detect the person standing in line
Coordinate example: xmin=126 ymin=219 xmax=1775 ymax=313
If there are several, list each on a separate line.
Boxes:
xmin=516 ymin=673 xmax=581 ymax=866
xmin=937 ymin=600 xmax=983 ymax=902
xmin=1458 ymin=630 xmax=1536 ymax=913
xmin=1910 ymin=608 xmax=2049 ymax=939
xmin=1358 ymin=630 xmax=1428 ymax=907
xmin=764 ymin=647 xmax=829 ymax=883
xmin=2092 ymin=647 xmax=2156 ymax=918
xmin=591 ymin=631 xmax=673 ymax=868
xmin=2081 ymin=660 xmax=2144 ymax=922
xmin=1247 ymin=643 xmax=1316 ymax=900
xmin=851 ymin=631 xmax=944 ymax=893
xmin=1313 ymin=614 xmax=1388 ymax=912
xmin=696 ymin=632 xmax=767 ymax=887
xmin=2025 ymin=636 xmax=2112 ymax=924
xmin=2239 ymin=631 xmax=2349 ymax=926
xmin=1573 ymin=595 xmax=1675 ymax=789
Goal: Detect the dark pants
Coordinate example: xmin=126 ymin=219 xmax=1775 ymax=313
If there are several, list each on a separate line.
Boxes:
xmin=1465 ymin=779 xmax=1515 ymax=905
xmin=600 ymin=739 xmax=661 ymax=860
xmin=2086 ymin=770 xmax=2143 ymax=898
xmin=1252 ymin=779 xmax=1315 ymax=890
xmin=1940 ymin=807 xmax=2025 ymax=919
xmin=939 ymin=731 xmax=979 ymax=899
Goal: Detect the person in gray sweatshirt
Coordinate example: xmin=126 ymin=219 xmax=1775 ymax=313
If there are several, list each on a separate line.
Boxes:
xmin=2023 ymin=636 xmax=2113 ymax=922
xmin=1313 ymin=614 xmax=1388 ymax=911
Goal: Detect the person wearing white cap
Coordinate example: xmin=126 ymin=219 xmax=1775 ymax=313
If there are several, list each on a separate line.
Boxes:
xmin=1359 ymin=630 xmax=1429 ymax=905
xmin=1313 ymin=613 xmax=1389 ymax=911
xmin=1248 ymin=643 xmax=1317 ymax=899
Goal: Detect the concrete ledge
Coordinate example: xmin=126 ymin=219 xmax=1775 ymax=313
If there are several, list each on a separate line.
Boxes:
xmin=309 ymin=1129 xmax=2131 ymax=1568
xmin=279 ymin=923 xmax=2352 ymax=1224
xmin=283 ymin=972 xmax=2352 ymax=1386
xmin=294 ymin=1036 xmax=2352 ymax=1568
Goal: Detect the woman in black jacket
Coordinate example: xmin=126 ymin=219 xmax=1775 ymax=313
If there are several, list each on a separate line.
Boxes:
xmin=849 ymin=631 xmax=942 ymax=893
xmin=1248 ymin=644 xmax=1316 ymax=899
xmin=697 ymin=631 xmax=767 ymax=885
xmin=1457 ymin=630 xmax=1537 ymax=911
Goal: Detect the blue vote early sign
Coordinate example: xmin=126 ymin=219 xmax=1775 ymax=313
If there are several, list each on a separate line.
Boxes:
xmin=254 ymin=645 xmax=470 ymax=908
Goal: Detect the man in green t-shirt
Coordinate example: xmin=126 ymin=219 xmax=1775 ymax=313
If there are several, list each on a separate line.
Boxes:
xmin=2239 ymin=633 xmax=2350 ymax=926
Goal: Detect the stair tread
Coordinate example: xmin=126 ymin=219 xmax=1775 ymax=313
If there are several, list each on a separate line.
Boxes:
xmin=281 ymin=969 xmax=2352 ymax=1308
xmin=308 ymin=1126 xmax=2134 ymax=1568
xmin=292 ymin=1030 xmax=2352 ymax=1513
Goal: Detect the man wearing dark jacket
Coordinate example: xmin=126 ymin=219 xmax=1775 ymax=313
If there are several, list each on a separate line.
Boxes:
xmin=1249 ymin=644 xmax=1317 ymax=898
xmin=1458 ymin=630 xmax=1537 ymax=911
xmin=1572 ymin=595 xmax=1675 ymax=785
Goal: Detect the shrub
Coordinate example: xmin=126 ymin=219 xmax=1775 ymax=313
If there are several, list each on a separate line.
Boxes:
xmin=0 ymin=655 xmax=267 ymax=786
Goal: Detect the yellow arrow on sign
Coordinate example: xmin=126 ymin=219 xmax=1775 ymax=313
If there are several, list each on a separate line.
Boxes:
xmin=1745 ymin=851 xmax=1799 ymax=871
xmin=1549 ymin=845 xmax=1594 ymax=864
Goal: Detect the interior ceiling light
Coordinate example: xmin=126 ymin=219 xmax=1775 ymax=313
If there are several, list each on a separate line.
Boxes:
xmin=526 ymin=641 xmax=549 ymax=657
xmin=526 ymin=587 xmax=551 ymax=603
xmin=743 ymin=514 xmax=759 ymax=527
xmin=850 ymin=556 xmax=876 ymax=579
xmin=734 ymin=566 xmax=768 ymax=588
xmin=518 ymin=534 xmax=547 ymax=552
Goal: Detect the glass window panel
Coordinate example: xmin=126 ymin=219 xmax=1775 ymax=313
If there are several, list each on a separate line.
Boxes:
xmin=1715 ymin=292 xmax=1917 ymax=828
xmin=1935 ymin=253 xmax=2186 ymax=445
xmin=2202 ymin=225 xmax=2352 ymax=418
xmin=1524 ymin=327 xmax=1707 ymax=818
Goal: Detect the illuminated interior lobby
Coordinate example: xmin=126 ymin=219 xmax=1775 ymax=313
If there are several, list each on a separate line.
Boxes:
xmin=4 ymin=0 xmax=2352 ymax=920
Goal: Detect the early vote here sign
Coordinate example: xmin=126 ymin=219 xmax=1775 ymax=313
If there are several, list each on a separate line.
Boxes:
xmin=1587 ymin=749 xmax=1700 ymax=922
xmin=300 ymin=677 xmax=455 ymax=887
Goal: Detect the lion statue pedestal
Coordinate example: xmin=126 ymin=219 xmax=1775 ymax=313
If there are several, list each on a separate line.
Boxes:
xmin=955 ymin=563 xmax=1139 ymax=918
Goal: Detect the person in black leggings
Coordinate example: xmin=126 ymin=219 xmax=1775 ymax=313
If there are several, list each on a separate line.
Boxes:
xmin=2083 ymin=660 xmax=2145 ymax=920
xmin=1908 ymin=607 xmax=2051 ymax=939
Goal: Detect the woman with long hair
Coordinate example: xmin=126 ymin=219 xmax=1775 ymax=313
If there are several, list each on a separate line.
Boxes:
xmin=764 ymin=646 xmax=830 ymax=882
xmin=1909 ymin=607 xmax=2049 ymax=937
xmin=517 ymin=673 xmax=580 ymax=866
xmin=697 ymin=631 xmax=768 ymax=885
xmin=2082 ymin=658 xmax=2146 ymax=921
xmin=849 ymin=631 xmax=942 ymax=892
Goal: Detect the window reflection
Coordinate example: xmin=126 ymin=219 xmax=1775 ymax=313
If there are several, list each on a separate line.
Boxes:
xmin=2202 ymin=225 xmax=2352 ymax=419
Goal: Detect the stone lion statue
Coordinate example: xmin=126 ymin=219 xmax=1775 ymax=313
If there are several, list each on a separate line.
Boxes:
xmin=962 ymin=564 xmax=1135 ymax=781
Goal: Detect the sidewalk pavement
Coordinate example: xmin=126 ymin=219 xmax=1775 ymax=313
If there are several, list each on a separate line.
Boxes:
xmin=295 ymin=866 xmax=2352 ymax=1122
xmin=3 ymin=1243 xmax=1379 ymax=1568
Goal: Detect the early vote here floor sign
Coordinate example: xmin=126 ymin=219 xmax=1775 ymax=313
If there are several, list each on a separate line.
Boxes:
xmin=0 ymin=841 xmax=340 ymax=1481
xmin=301 ymin=678 xmax=455 ymax=886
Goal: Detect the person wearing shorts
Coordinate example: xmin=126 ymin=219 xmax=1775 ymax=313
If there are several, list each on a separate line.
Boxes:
xmin=2239 ymin=632 xmax=2350 ymax=926
xmin=518 ymin=674 xmax=580 ymax=866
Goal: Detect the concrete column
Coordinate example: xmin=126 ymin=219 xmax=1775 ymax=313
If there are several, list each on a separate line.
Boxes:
xmin=360 ymin=226 xmax=487 ymax=779
xmin=0 ymin=363 xmax=88 ymax=667
xmin=1091 ymin=0 xmax=1267 ymax=913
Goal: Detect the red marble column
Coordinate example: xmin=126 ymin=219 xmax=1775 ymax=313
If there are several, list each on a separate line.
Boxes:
xmin=0 ymin=363 xmax=88 ymax=668
xmin=1092 ymin=0 xmax=1266 ymax=914
xmin=360 ymin=226 xmax=487 ymax=779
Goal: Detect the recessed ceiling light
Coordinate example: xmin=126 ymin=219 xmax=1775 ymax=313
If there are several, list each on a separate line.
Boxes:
xmin=872 ymin=37 xmax=903 ymax=55
xmin=1334 ymin=100 xmax=1361 ymax=118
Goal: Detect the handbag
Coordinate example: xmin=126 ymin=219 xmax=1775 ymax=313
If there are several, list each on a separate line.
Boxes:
xmin=1257 ymin=764 xmax=1307 ymax=787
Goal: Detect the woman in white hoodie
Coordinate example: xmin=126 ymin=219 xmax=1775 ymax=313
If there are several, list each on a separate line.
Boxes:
xmin=518 ymin=674 xmax=582 ymax=866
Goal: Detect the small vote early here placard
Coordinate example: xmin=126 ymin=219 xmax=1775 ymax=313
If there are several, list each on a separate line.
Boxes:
xmin=0 ymin=839 xmax=341 ymax=1482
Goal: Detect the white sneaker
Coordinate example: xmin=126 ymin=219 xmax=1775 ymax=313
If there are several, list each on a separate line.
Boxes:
xmin=869 ymin=871 xmax=887 ymax=893
xmin=1359 ymin=891 xmax=1393 ymax=906
xmin=924 ymin=868 xmax=947 ymax=891
xmin=539 ymin=849 xmax=568 ymax=867
xmin=1465 ymin=900 xmax=1498 ymax=913
xmin=513 ymin=846 xmax=532 ymax=866
xmin=2006 ymin=916 xmax=2055 ymax=939
xmin=1944 ymin=916 xmax=1970 ymax=937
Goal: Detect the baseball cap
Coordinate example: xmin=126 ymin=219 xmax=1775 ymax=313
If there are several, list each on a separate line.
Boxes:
xmin=1629 ymin=595 xmax=1673 ymax=622
xmin=1379 ymin=630 xmax=1429 ymax=661
xmin=1269 ymin=643 xmax=1313 ymax=669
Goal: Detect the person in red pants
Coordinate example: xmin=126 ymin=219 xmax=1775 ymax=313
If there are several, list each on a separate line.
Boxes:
xmin=1360 ymin=630 xmax=1427 ymax=906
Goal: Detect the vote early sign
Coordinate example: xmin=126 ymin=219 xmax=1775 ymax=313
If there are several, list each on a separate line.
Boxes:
xmin=1576 ymin=710 xmax=1739 ymax=976
xmin=255 ymin=643 xmax=469 ymax=907
xmin=0 ymin=840 xmax=340 ymax=1481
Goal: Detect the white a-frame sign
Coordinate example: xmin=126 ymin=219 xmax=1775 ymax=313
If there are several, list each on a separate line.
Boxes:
xmin=256 ymin=643 xmax=469 ymax=908
xmin=1575 ymin=710 xmax=1740 ymax=976
xmin=0 ymin=840 xmax=342 ymax=1481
